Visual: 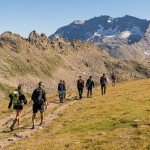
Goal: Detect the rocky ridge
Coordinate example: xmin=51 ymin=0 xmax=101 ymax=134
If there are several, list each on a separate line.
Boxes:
xmin=0 ymin=31 xmax=150 ymax=97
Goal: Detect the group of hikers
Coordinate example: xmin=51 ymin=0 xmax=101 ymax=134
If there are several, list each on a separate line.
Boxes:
xmin=8 ymin=73 xmax=117 ymax=131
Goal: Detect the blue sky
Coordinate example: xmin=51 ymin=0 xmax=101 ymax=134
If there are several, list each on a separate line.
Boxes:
xmin=0 ymin=0 xmax=150 ymax=37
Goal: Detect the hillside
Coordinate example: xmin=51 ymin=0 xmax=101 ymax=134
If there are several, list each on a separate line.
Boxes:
xmin=0 ymin=79 xmax=150 ymax=150
xmin=0 ymin=31 xmax=150 ymax=98
xmin=50 ymin=15 xmax=150 ymax=60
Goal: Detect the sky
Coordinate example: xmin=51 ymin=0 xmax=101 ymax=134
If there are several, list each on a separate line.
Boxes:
xmin=0 ymin=0 xmax=150 ymax=38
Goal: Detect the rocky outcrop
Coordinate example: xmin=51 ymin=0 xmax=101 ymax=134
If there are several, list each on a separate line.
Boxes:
xmin=0 ymin=31 xmax=150 ymax=92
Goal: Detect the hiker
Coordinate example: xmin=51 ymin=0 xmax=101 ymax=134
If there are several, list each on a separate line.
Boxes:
xmin=77 ymin=76 xmax=84 ymax=99
xmin=86 ymin=75 xmax=94 ymax=98
xmin=111 ymin=72 xmax=117 ymax=87
xmin=58 ymin=80 xmax=65 ymax=102
xmin=62 ymin=80 xmax=66 ymax=100
xmin=8 ymin=84 xmax=27 ymax=131
xmin=100 ymin=73 xmax=108 ymax=95
xmin=31 ymin=81 xmax=47 ymax=129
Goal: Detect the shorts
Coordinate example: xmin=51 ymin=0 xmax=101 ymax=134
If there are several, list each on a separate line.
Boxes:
xmin=13 ymin=104 xmax=23 ymax=110
xmin=33 ymin=104 xmax=44 ymax=113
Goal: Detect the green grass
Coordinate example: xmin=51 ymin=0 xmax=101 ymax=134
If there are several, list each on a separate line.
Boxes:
xmin=3 ymin=79 xmax=150 ymax=150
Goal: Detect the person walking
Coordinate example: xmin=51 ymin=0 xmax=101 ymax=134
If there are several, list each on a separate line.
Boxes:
xmin=100 ymin=73 xmax=108 ymax=95
xmin=8 ymin=84 xmax=27 ymax=131
xmin=58 ymin=80 xmax=65 ymax=102
xmin=86 ymin=76 xmax=94 ymax=98
xmin=111 ymin=72 xmax=117 ymax=87
xmin=62 ymin=80 xmax=66 ymax=100
xmin=77 ymin=76 xmax=84 ymax=99
xmin=31 ymin=81 xmax=47 ymax=129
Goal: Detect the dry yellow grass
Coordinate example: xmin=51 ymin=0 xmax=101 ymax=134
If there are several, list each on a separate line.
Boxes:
xmin=3 ymin=79 xmax=150 ymax=150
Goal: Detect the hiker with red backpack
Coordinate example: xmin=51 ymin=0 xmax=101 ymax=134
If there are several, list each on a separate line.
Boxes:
xmin=111 ymin=72 xmax=117 ymax=87
xmin=31 ymin=81 xmax=47 ymax=129
xmin=77 ymin=76 xmax=84 ymax=99
xmin=8 ymin=84 xmax=27 ymax=131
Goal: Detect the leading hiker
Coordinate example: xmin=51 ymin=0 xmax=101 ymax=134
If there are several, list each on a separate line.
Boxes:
xmin=31 ymin=81 xmax=47 ymax=129
xmin=8 ymin=84 xmax=27 ymax=131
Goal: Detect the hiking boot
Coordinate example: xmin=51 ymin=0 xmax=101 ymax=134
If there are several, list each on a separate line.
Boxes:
xmin=31 ymin=125 xmax=35 ymax=129
xmin=39 ymin=122 xmax=43 ymax=126
xmin=10 ymin=126 xmax=14 ymax=131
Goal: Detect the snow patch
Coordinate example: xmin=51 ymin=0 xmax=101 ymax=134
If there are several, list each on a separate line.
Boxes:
xmin=73 ymin=20 xmax=85 ymax=25
xmin=94 ymin=32 xmax=101 ymax=37
xmin=107 ymin=17 xmax=113 ymax=23
xmin=120 ymin=31 xmax=131 ymax=39
xmin=97 ymin=25 xmax=120 ymax=36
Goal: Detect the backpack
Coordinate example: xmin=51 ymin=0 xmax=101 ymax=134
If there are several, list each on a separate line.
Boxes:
xmin=112 ymin=74 xmax=116 ymax=80
xmin=32 ymin=88 xmax=44 ymax=104
xmin=12 ymin=90 xmax=22 ymax=105
xmin=101 ymin=77 xmax=107 ymax=86
xmin=78 ymin=79 xmax=84 ymax=88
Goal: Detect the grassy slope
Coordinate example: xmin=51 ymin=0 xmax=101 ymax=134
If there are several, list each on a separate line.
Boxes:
xmin=6 ymin=79 xmax=150 ymax=150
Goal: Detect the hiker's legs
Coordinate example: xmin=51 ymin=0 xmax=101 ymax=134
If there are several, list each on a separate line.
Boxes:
xmin=17 ymin=110 xmax=22 ymax=125
xmin=32 ymin=104 xmax=38 ymax=128
xmin=40 ymin=112 xmax=44 ymax=125
xmin=112 ymin=80 xmax=115 ymax=86
xmin=32 ymin=113 xmax=36 ymax=128
xmin=78 ymin=88 xmax=81 ymax=99
xmin=101 ymin=86 xmax=104 ymax=95
xmin=104 ymin=86 xmax=106 ymax=94
xmin=80 ymin=88 xmax=83 ymax=99
xmin=87 ymin=88 xmax=90 ymax=98
xmin=64 ymin=92 xmax=66 ymax=99
xmin=89 ymin=88 xmax=92 ymax=97
xmin=10 ymin=110 xmax=21 ymax=130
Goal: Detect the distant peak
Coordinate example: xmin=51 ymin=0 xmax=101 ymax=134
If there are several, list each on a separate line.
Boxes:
xmin=73 ymin=20 xmax=85 ymax=25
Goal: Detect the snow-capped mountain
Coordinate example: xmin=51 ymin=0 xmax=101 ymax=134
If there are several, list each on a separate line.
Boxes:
xmin=50 ymin=15 xmax=150 ymax=59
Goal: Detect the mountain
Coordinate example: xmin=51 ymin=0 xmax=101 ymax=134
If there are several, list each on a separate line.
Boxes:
xmin=0 ymin=31 xmax=150 ymax=98
xmin=50 ymin=15 xmax=150 ymax=59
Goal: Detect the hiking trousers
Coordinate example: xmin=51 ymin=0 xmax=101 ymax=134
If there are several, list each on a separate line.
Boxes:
xmin=101 ymin=85 xmax=106 ymax=95
xmin=78 ymin=88 xmax=83 ymax=99
xmin=87 ymin=88 xmax=92 ymax=97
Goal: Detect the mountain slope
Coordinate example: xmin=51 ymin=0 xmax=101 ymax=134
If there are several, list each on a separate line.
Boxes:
xmin=0 ymin=31 xmax=150 ymax=97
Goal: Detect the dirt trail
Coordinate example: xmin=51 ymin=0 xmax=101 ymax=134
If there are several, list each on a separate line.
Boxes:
xmin=0 ymin=93 xmax=77 ymax=149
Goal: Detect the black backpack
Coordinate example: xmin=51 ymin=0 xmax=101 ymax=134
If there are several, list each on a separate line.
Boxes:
xmin=101 ymin=77 xmax=107 ymax=86
xmin=32 ymin=88 xmax=44 ymax=104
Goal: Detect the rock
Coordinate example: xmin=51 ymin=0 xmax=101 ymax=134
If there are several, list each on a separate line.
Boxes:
xmin=98 ymin=132 xmax=107 ymax=135
xmin=8 ymin=138 xmax=14 ymax=141
xmin=38 ymin=126 xmax=43 ymax=130
xmin=14 ymin=133 xmax=24 ymax=138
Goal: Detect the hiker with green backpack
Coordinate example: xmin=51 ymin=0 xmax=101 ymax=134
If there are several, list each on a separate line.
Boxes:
xmin=31 ymin=81 xmax=47 ymax=129
xmin=86 ymin=76 xmax=95 ymax=98
xmin=8 ymin=84 xmax=27 ymax=131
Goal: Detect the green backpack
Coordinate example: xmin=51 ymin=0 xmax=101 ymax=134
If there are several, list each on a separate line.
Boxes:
xmin=12 ymin=91 xmax=22 ymax=105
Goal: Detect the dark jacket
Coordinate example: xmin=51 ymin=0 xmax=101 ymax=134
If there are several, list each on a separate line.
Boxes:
xmin=58 ymin=83 xmax=65 ymax=91
xmin=8 ymin=90 xmax=27 ymax=108
xmin=86 ymin=79 xmax=94 ymax=89
xmin=77 ymin=79 xmax=84 ymax=89
xmin=31 ymin=87 xmax=46 ymax=104
xmin=100 ymin=76 xmax=107 ymax=86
